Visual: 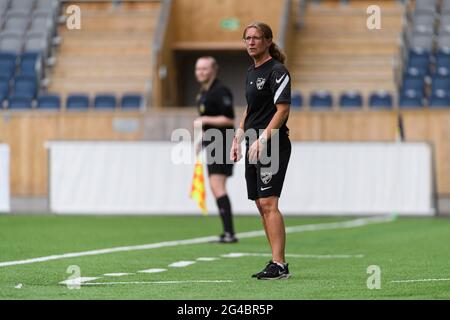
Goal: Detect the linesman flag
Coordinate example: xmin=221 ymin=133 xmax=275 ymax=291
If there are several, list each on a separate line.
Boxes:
xmin=190 ymin=155 xmax=207 ymax=215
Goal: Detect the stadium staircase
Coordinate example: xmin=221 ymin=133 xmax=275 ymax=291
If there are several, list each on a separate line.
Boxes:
xmin=48 ymin=1 xmax=160 ymax=105
xmin=292 ymin=0 xmax=404 ymax=108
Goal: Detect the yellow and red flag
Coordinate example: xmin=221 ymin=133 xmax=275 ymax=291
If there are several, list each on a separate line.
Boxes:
xmin=190 ymin=156 xmax=207 ymax=215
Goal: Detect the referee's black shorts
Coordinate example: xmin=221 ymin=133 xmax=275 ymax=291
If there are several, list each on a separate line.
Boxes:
xmin=204 ymin=140 xmax=234 ymax=177
xmin=245 ymin=135 xmax=291 ymax=200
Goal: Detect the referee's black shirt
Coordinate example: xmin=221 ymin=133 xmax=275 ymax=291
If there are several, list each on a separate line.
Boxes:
xmin=244 ymin=58 xmax=291 ymax=137
xmin=197 ymin=79 xmax=235 ymax=144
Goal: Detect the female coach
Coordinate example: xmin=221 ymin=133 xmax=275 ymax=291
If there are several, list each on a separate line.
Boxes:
xmin=231 ymin=22 xmax=292 ymax=280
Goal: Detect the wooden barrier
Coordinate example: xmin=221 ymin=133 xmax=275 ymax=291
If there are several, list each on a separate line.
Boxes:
xmin=0 ymin=111 xmax=143 ymax=196
xmin=3 ymin=109 xmax=450 ymax=197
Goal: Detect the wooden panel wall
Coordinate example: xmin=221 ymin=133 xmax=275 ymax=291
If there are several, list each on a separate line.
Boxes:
xmin=0 ymin=112 xmax=143 ymax=196
xmin=288 ymin=110 xmax=450 ymax=195
xmin=171 ymin=0 xmax=284 ymax=49
xmin=3 ymin=110 xmax=450 ymax=196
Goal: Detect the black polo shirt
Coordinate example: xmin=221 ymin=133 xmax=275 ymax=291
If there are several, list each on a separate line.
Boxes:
xmin=244 ymin=58 xmax=291 ymax=137
xmin=197 ymin=78 xmax=235 ymax=143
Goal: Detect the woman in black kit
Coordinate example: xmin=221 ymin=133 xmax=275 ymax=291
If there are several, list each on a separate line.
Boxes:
xmin=194 ymin=56 xmax=238 ymax=244
xmin=231 ymin=23 xmax=292 ymax=279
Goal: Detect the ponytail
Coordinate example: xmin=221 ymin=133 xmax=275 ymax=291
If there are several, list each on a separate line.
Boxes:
xmin=269 ymin=43 xmax=286 ymax=64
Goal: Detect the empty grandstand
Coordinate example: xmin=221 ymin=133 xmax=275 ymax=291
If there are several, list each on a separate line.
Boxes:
xmin=0 ymin=0 xmax=449 ymax=213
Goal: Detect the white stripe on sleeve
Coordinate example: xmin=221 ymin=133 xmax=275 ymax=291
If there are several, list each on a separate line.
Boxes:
xmin=274 ymin=75 xmax=290 ymax=104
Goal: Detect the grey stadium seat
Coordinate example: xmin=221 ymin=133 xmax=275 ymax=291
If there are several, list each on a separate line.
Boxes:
xmin=0 ymin=33 xmax=24 ymax=54
xmin=27 ymin=30 xmax=51 ymax=42
xmin=6 ymin=10 xmax=31 ymax=20
xmin=442 ymin=0 xmax=450 ymax=14
xmin=33 ymin=8 xmax=56 ymax=19
xmin=10 ymin=0 xmax=36 ymax=13
xmin=439 ymin=14 xmax=450 ymax=34
xmin=438 ymin=34 xmax=450 ymax=50
xmin=36 ymin=0 xmax=60 ymax=11
xmin=0 ymin=1 xmax=8 ymax=15
xmin=30 ymin=17 xmax=54 ymax=33
xmin=409 ymin=33 xmax=435 ymax=51
xmin=0 ymin=0 xmax=9 ymax=9
xmin=415 ymin=0 xmax=438 ymax=14
xmin=4 ymin=17 xmax=30 ymax=34
xmin=412 ymin=12 xmax=436 ymax=28
xmin=25 ymin=33 xmax=49 ymax=56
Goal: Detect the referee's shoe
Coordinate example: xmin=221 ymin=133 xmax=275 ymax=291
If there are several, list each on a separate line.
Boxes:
xmin=210 ymin=232 xmax=238 ymax=244
xmin=252 ymin=261 xmax=291 ymax=280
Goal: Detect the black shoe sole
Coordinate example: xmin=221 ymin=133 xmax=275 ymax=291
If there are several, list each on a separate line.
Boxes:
xmin=257 ymin=273 xmax=292 ymax=280
xmin=209 ymin=239 xmax=239 ymax=244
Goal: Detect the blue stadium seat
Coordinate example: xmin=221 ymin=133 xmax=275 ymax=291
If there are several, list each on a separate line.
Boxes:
xmin=429 ymin=90 xmax=450 ymax=108
xmin=431 ymin=73 xmax=450 ymax=95
xmin=13 ymin=75 xmax=37 ymax=98
xmin=369 ymin=91 xmax=393 ymax=108
xmin=37 ymin=94 xmax=60 ymax=109
xmin=399 ymin=90 xmax=424 ymax=108
xmin=310 ymin=91 xmax=333 ymax=108
xmin=405 ymin=65 xmax=428 ymax=77
xmin=0 ymin=52 xmax=17 ymax=79
xmin=19 ymin=52 xmax=40 ymax=76
xmin=435 ymin=49 xmax=450 ymax=69
xmin=121 ymin=94 xmax=142 ymax=109
xmin=0 ymin=75 xmax=10 ymax=101
xmin=408 ymin=49 xmax=430 ymax=70
xmin=66 ymin=94 xmax=89 ymax=109
xmin=291 ymin=92 xmax=302 ymax=108
xmin=8 ymin=94 xmax=33 ymax=109
xmin=339 ymin=91 xmax=363 ymax=108
xmin=402 ymin=68 xmax=425 ymax=93
xmin=94 ymin=94 xmax=116 ymax=109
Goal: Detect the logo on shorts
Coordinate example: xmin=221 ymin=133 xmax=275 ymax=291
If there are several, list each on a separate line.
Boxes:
xmin=256 ymin=78 xmax=266 ymax=90
xmin=261 ymin=171 xmax=272 ymax=185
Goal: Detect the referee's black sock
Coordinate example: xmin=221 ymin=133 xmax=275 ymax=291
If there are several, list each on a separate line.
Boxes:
xmin=216 ymin=195 xmax=235 ymax=235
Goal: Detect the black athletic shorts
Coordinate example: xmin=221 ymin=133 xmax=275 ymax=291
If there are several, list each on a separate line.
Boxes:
xmin=204 ymin=140 xmax=234 ymax=177
xmin=245 ymin=135 xmax=291 ymax=200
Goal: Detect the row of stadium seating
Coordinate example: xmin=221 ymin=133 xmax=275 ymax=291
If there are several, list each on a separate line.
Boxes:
xmin=292 ymin=89 xmax=450 ymax=108
xmin=400 ymin=0 xmax=450 ymax=107
xmin=1 ymin=93 xmax=143 ymax=109
xmin=0 ymin=0 xmax=59 ymax=57
xmin=0 ymin=0 xmax=62 ymax=108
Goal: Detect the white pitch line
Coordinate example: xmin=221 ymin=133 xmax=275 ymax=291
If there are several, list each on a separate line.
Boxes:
xmin=137 ymin=268 xmax=167 ymax=274
xmin=0 ymin=215 xmax=394 ymax=268
xmin=59 ymin=277 xmax=100 ymax=285
xmin=168 ymin=261 xmax=196 ymax=268
xmin=391 ymin=278 xmax=450 ymax=283
xmin=81 ymin=280 xmax=234 ymax=286
xmin=221 ymin=253 xmax=364 ymax=259
xmin=196 ymin=257 xmax=219 ymax=261
xmin=103 ymin=273 xmax=133 ymax=277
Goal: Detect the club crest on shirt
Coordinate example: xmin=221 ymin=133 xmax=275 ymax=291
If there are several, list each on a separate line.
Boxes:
xmin=261 ymin=171 xmax=272 ymax=185
xmin=199 ymin=104 xmax=205 ymax=114
xmin=256 ymin=78 xmax=266 ymax=90
xmin=222 ymin=96 xmax=232 ymax=106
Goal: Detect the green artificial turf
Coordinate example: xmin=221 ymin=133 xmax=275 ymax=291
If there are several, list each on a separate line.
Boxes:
xmin=0 ymin=215 xmax=449 ymax=300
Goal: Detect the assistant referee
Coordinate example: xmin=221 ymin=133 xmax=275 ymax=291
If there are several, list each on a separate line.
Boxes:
xmin=231 ymin=23 xmax=292 ymax=279
xmin=194 ymin=56 xmax=238 ymax=244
